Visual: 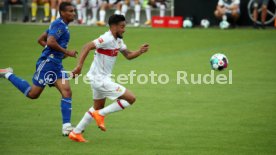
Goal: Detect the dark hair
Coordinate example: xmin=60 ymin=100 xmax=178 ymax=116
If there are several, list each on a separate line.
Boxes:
xmin=108 ymin=14 xmax=126 ymax=26
xmin=59 ymin=2 xmax=73 ymax=15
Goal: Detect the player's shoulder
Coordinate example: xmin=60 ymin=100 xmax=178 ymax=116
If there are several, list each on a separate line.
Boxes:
xmin=50 ymin=18 xmax=66 ymax=28
xmin=99 ymin=31 xmax=114 ymax=43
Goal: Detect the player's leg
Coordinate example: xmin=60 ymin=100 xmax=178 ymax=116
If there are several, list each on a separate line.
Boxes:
xmin=82 ymin=0 xmax=88 ymax=24
xmin=0 ymin=68 xmax=45 ymax=99
xmin=54 ymin=79 xmax=74 ymax=136
xmin=92 ymin=89 xmax=135 ymax=131
xmin=99 ymin=89 xmax=135 ymax=116
xmin=56 ymin=0 xmax=63 ymax=18
xmin=133 ymin=0 xmax=141 ymax=26
xmin=76 ymin=0 xmax=87 ymax=24
xmin=97 ymin=0 xmax=107 ymax=26
xmin=76 ymin=0 xmax=83 ymax=23
xmin=50 ymin=0 xmax=57 ymax=22
xmin=112 ymin=0 xmax=123 ymax=15
xmin=144 ymin=0 xmax=152 ymax=25
xmin=92 ymin=80 xmax=136 ymax=131
xmin=21 ymin=0 xmax=29 ymax=22
xmin=253 ymin=0 xmax=259 ymax=27
xmin=69 ymin=93 xmax=106 ymax=142
xmin=87 ymin=0 xmax=99 ymax=25
xmin=31 ymin=0 xmax=38 ymax=22
xmin=261 ymin=3 xmax=268 ymax=26
xmin=230 ymin=7 xmax=239 ymax=27
xmin=121 ymin=0 xmax=129 ymax=16
xmin=157 ymin=1 xmax=165 ymax=17
xmin=73 ymin=98 xmax=105 ymax=133
xmin=214 ymin=6 xmax=225 ymax=20
xmin=42 ymin=0 xmax=51 ymax=22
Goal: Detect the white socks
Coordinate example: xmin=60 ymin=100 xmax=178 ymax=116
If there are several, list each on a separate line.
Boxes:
xmin=160 ymin=4 xmax=165 ymax=17
xmin=51 ymin=9 xmax=56 ymax=18
xmin=92 ymin=7 xmax=98 ymax=20
xmin=99 ymin=100 xmax=130 ymax=116
xmin=74 ymin=107 xmax=95 ymax=134
xmin=99 ymin=10 xmax=106 ymax=22
xmin=5 ymin=72 xmax=13 ymax=79
xmin=63 ymin=122 xmax=72 ymax=129
xmin=145 ymin=4 xmax=151 ymax=21
xmin=77 ymin=4 xmax=82 ymax=20
xmin=82 ymin=7 xmax=87 ymax=22
xmin=121 ymin=4 xmax=128 ymax=16
xmin=134 ymin=4 xmax=141 ymax=22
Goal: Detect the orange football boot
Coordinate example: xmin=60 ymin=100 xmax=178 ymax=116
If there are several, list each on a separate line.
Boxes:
xmin=69 ymin=131 xmax=87 ymax=142
xmin=91 ymin=110 xmax=106 ymax=131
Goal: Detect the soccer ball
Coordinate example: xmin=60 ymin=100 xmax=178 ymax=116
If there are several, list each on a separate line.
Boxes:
xmin=210 ymin=53 xmax=229 ymax=71
xmin=183 ymin=19 xmax=193 ymax=28
xmin=200 ymin=19 xmax=210 ymax=28
xmin=219 ymin=21 xmax=230 ymax=29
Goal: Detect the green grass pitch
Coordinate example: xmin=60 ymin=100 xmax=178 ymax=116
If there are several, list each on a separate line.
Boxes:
xmin=0 ymin=24 xmax=276 ymax=155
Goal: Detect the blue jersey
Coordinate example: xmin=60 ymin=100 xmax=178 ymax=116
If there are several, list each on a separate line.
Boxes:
xmin=32 ymin=18 xmax=70 ymax=88
xmin=40 ymin=18 xmax=70 ymax=65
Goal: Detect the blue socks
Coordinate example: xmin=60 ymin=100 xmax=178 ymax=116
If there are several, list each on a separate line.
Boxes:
xmin=8 ymin=74 xmax=31 ymax=96
xmin=61 ymin=98 xmax=72 ymax=124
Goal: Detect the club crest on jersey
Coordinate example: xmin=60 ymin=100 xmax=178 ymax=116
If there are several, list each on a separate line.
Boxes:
xmin=116 ymin=86 xmax=122 ymax=92
xmin=57 ymin=29 xmax=62 ymax=36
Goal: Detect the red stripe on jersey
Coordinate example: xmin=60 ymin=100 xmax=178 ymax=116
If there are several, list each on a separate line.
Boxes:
xmin=117 ymin=100 xmax=124 ymax=109
xmin=97 ymin=48 xmax=119 ymax=57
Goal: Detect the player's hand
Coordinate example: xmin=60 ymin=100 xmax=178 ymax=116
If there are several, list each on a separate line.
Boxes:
xmin=139 ymin=44 xmax=149 ymax=54
xmin=71 ymin=66 xmax=82 ymax=78
xmin=66 ymin=50 xmax=78 ymax=58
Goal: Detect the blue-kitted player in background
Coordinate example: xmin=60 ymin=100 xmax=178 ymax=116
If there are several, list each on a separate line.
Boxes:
xmin=0 ymin=2 xmax=78 ymax=136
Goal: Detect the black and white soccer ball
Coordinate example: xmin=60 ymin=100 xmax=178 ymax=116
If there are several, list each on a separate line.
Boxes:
xmin=210 ymin=53 xmax=229 ymax=71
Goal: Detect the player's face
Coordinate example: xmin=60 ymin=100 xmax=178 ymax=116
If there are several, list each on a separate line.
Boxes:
xmin=62 ymin=6 xmax=76 ymax=23
xmin=115 ymin=21 xmax=126 ymax=39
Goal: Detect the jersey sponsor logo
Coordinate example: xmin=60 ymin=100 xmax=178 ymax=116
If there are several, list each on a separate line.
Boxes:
xmin=98 ymin=38 xmax=104 ymax=44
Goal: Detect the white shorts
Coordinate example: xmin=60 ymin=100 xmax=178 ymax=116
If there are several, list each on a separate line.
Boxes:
xmin=90 ymin=78 xmax=126 ymax=100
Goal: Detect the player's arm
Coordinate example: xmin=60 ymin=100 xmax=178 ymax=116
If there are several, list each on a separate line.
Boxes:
xmin=37 ymin=32 xmax=48 ymax=47
xmin=47 ymin=36 xmax=77 ymax=57
xmin=72 ymin=42 xmax=96 ymax=77
xmin=121 ymin=44 xmax=149 ymax=60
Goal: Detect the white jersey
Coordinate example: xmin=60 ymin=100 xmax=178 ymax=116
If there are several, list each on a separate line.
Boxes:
xmin=87 ymin=30 xmax=127 ymax=81
xmin=218 ymin=0 xmax=240 ymax=8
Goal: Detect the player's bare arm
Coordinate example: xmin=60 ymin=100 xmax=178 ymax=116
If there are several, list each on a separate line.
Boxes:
xmin=72 ymin=42 xmax=96 ymax=77
xmin=37 ymin=32 xmax=48 ymax=47
xmin=47 ymin=36 xmax=78 ymax=57
xmin=121 ymin=44 xmax=149 ymax=60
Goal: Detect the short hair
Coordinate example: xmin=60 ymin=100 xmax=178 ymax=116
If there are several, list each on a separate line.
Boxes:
xmin=108 ymin=14 xmax=126 ymax=26
xmin=59 ymin=2 xmax=73 ymax=15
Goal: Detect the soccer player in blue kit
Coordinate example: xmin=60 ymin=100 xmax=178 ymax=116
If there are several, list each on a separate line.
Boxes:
xmin=0 ymin=2 xmax=78 ymax=136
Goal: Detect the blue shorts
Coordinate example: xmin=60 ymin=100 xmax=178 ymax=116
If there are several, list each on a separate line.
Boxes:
xmin=32 ymin=58 xmax=67 ymax=88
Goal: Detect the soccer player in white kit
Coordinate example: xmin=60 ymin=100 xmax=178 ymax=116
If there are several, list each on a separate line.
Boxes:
xmin=69 ymin=14 xmax=149 ymax=142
